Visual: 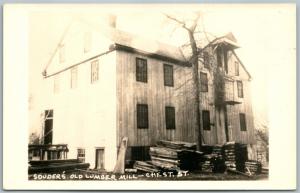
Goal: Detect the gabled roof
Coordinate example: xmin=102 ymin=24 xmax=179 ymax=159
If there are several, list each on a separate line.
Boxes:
xmin=211 ymin=32 xmax=240 ymax=49
xmin=43 ymin=19 xmax=188 ymax=74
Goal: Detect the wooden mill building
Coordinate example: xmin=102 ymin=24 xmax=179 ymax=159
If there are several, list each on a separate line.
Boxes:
xmin=39 ymin=19 xmax=255 ymax=171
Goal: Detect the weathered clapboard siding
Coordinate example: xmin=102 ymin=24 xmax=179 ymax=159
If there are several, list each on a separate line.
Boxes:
xmin=116 ymin=50 xmax=198 ymax=147
xmin=199 ymin=45 xmax=255 ymax=145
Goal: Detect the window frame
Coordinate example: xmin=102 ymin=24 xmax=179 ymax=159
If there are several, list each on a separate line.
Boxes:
xmin=203 ymin=51 xmax=210 ymax=69
xmin=235 ymin=61 xmax=239 ymax=76
xmin=91 ymin=60 xmax=99 ymax=84
xmin=137 ymin=104 xmax=149 ymax=129
xmin=237 ymin=80 xmax=244 ymax=98
xmin=200 ymin=72 xmax=208 ymax=92
xmin=202 ymin=110 xmax=211 ymax=130
xmin=165 ymin=106 xmax=176 ymax=130
xmin=239 ymin=113 xmax=247 ymax=131
xmin=77 ymin=148 xmax=85 ymax=163
xmin=163 ymin=64 xmax=174 ymax=87
xmin=136 ymin=58 xmax=148 ymax=83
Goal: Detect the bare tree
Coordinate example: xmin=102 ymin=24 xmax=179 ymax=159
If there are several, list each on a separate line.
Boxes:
xmin=164 ymin=12 xmax=205 ymax=150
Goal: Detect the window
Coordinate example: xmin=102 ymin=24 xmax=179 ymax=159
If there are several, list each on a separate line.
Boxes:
xmin=237 ymin=81 xmax=244 ymax=98
xmin=202 ymin=110 xmax=210 ymax=130
xmin=165 ymin=106 xmax=175 ymax=130
xmin=59 ymin=44 xmax=65 ymax=63
xmin=84 ymin=32 xmax=92 ymax=53
xmin=136 ymin=58 xmax=147 ymax=83
xmin=91 ymin=60 xmax=99 ymax=83
xmin=137 ymin=104 xmax=148 ymax=129
xmin=71 ymin=67 xmax=78 ymax=89
xmin=53 ymin=75 xmax=60 ymax=93
xmin=203 ymin=51 xmax=210 ymax=68
xmin=239 ymin=113 xmax=247 ymax=131
xmin=223 ymin=49 xmax=228 ymax=73
xmin=77 ymin=148 xmax=85 ymax=163
xmin=200 ymin=72 xmax=208 ymax=92
xmin=235 ymin=61 xmax=239 ymax=76
xmin=216 ymin=47 xmax=222 ymax=67
xmin=163 ymin=64 xmax=174 ymax=86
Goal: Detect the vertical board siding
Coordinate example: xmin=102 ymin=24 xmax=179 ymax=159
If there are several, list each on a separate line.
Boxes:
xmin=116 ymin=51 xmax=197 ymax=147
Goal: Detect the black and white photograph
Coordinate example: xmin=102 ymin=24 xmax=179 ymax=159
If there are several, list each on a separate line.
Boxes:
xmin=3 ymin=3 xmax=296 ymax=190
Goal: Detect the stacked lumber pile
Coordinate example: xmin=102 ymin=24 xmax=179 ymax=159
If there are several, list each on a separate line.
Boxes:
xmin=261 ymin=167 xmax=269 ymax=174
xmin=133 ymin=161 xmax=160 ymax=173
xmin=223 ymin=142 xmax=248 ymax=172
xmin=244 ymin=160 xmax=262 ymax=175
xmin=28 ymin=159 xmax=90 ymax=174
xmin=200 ymin=145 xmax=225 ymax=173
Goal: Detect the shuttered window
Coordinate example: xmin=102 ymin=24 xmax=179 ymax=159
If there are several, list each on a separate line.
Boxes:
xmin=237 ymin=81 xmax=244 ymax=98
xmin=165 ymin=106 xmax=175 ymax=130
xmin=163 ymin=64 xmax=174 ymax=87
xmin=91 ymin=60 xmax=99 ymax=84
xmin=203 ymin=51 xmax=210 ymax=69
xmin=200 ymin=72 xmax=208 ymax=92
xmin=136 ymin=58 xmax=147 ymax=83
xmin=239 ymin=113 xmax=247 ymax=131
xmin=202 ymin=110 xmax=210 ymax=130
xmin=137 ymin=104 xmax=148 ymax=129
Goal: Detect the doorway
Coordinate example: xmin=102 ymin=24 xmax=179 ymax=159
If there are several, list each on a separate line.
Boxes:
xmin=95 ymin=148 xmax=105 ymax=170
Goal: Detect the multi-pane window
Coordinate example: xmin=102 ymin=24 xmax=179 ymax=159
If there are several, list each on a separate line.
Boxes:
xmin=235 ymin=61 xmax=239 ymax=76
xmin=137 ymin=104 xmax=149 ymax=129
xmin=200 ymin=72 xmax=208 ymax=92
xmin=136 ymin=58 xmax=147 ymax=83
xmin=239 ymin=113 xmax=247 ymax=131
xmin=203 ymin=51 xmax=210 ymax=69
xmin=71 ymin=66 xmax=78 ymax=89
xmin=237 ymin=81 xmax=244 ymax=98
xmin=91 ymin=60 xmax=99 ymax=84
xmin=163 ymin=64 xmax=174 ymax=87
xmin=77 ymin=148 xmax=85 ymax=163
xmin=202 ymin=110 xmax=210 ymax=130
xmin=84 ymin=32 xmax=92 ymax=53
xmin=165 ymin=106 xmax=175 ymax=130
xmin=59 ymin=44 xmax=65 ymax=63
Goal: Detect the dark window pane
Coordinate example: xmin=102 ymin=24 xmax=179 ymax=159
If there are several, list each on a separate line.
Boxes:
xmin=200 ymin=72 xmax=208 ymax=92
xmin=217 ymin=47 xmax=222 ymax=67
xmin=164 ymin=64 xmax=174 ymax=86
xmin=165 ymin=106 xmax=175 ymax=130
xmin=239 ymin=113 xmax=247 ymax=131
xmin=202 ymin=110 xmax=210 ymax=130
xmin=203 ymin=52 xmax=210 ymax=69
xmin=223 ymin=49 xmax=228 ymax=73
xmin=136 ymin=58 xmax=147 ymax=83
xmin=237 ymin=81 xmax=244 ymax=98
xmin=137 ymin=104 xmax=148 ymax=129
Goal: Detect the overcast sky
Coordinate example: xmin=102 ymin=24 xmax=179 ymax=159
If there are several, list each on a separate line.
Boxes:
xmin=29 ymin=4 xmax=296 ymax=131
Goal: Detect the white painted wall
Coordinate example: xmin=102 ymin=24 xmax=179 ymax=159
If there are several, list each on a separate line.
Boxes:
xmin=41 ymin=21 xmax=117 ymax=171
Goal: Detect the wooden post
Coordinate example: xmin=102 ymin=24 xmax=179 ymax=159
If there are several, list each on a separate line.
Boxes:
xmin=113 ymin=137 xmax=128 ymax=174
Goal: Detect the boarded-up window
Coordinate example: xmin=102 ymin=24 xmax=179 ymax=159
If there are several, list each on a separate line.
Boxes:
xmin=200 ymin=72 xmax=208 ymax=92
xmin=77 ymin=148 xmax=85 ymax=163
xmin=59 ymin=44 xmax=65 ymax=63
xmin=71 ymin=67 xmax=77 ymax=89
xmin=235 ymin=61 xmax=239 ymax=76
xmin=165 ymin=106 xmax=175 ymax=130
xmin=163 ymin=64 xmax=174 ymax=86
xmin=237 ymin=81 xmax=243 ymax=98
xmin=203 ymin=51 xmax=210 ymax=68
xmin=136 ymin=58 xmax=147 ymax=83
xmin=137 ymin=104 xmax=148 ymax=129
xmin=202 ymin=110 xmax=210 ymax=130
xmin=91 ymin=60 xmax=99 ymax=84
xmin=53 ymin=75 xmax=60 ymax=93
xmin=84 ymin=32 xmax=92 ymax=53
xmin=239 ymin=113 xmax=247 ymax=131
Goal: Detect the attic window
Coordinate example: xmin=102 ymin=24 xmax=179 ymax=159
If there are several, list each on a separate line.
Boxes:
xmin=235 ymin=61 xmax=239 ymax=76
xmin=203 ymin=51 xmax=210 ymax=68
xmin=59 ymin=44 xmax=65 ymax=63
xmin=237 ymin=81 xmax=243 ymax=98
